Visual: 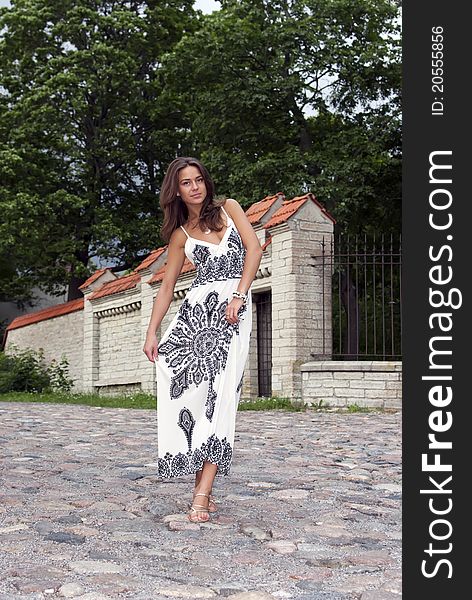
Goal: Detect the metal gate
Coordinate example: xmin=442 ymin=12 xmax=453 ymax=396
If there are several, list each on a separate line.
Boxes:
xmin=318 ymin=234 xmax=402 ymax=360
xmin=255 ymin=291 xmax=272 ymax=397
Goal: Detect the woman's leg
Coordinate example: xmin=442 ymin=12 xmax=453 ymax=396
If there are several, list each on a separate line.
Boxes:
xmin=195 ymin=463 xmax=217 ymax=510
xmin=189 ymin=461 xmax=218 ymax=521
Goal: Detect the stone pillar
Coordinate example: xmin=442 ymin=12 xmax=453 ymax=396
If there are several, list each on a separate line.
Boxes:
xmin=82 ymin=296 xmax=100 ymax=393
xmin=269 ymin=200 xmax=334 ymax=400
xmin=140 ymin=281 xmax=159 ymax=395
xmin=241 ymin=299 xmax=259 ymax=399
xmin=139 ymin=250 xmax=169 ymax=394
xmin=79 ymin=270 xmax=116 ymax=393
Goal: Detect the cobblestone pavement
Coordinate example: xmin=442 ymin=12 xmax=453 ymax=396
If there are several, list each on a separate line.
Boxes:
xmin=0 ymin=402 xmax=401 ymax=600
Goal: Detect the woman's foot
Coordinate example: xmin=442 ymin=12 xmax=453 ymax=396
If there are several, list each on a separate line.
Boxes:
xmin=194 ymin=471 xmax=217 ymax=513
xmin=190 ymin=491 xmax=217 ymax=513
xmin=208 ymin=495 xmax=217 ymax=513
xmin=188 ymin=492 xmax=210 ymax=523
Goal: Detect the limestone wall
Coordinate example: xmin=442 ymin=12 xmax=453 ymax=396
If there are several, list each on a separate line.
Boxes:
xmin=301 ymin=361 xmax=402 ymax=409
xmin=94 ymin=300 xmax=143 ymax=394
xmin=5 ymin=310 xmax=84 ymax=390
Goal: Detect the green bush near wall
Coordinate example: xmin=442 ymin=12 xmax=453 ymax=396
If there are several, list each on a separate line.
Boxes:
xmin=0 ymin=346 xmax=74 ymax=393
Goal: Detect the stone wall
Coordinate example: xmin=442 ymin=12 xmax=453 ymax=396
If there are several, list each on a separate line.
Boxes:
xmin=95 ymin=301 xmax=143 ymax=395
xmin=301 ymin=361 xmax=402 ymax=409
xmin=5 ymin=310 xmax=84 ymax=390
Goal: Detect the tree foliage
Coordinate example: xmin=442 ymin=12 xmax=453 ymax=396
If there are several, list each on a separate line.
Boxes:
xmin=162 ymin=0 xmax=401 ymax=231
xmin=0 ymin=0 xmax=196 ymax=303
xmin=1 ymin=0 xmax=401 ymax=305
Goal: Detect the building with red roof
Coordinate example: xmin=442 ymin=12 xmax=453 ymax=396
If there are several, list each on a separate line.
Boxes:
xmin=4 ymin=193 xmax=337 ymax=403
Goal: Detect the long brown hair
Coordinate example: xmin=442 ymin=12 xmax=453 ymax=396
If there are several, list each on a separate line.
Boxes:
xmin=159 ymin=157 xmax=225 ymax=243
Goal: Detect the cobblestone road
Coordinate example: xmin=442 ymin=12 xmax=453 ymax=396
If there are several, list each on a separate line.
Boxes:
xmin=0 ymin=403 xmax=401 ymax=600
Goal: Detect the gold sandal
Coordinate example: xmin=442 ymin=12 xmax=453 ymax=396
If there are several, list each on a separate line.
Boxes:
xmin=208 ymin=495 xmax=218 ymax=513
xmin=188 ymin=493 xmax=211 ymax=522
xmin=190 ymin=492 xmax=218 ymax=513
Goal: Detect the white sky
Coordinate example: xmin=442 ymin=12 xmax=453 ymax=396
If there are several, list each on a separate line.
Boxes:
xmin=194 ymin=0 xmax=221 ymax=13
xmin=0 ymin=0 xmax=221 ymax=11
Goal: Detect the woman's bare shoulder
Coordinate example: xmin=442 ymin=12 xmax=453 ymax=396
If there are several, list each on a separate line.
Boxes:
xmin=168 ymin=225 xmax=187 ymax=249
xmin=223 ymin=197 xmax=242 ymax=215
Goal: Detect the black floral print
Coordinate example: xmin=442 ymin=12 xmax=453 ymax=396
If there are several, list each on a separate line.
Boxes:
xmin=178 ymin=408 xmax=195 ymax=452
xmin=158 ymin=291 xmax=247 ymax=421
xmin=190 ymin=229 xmax=246 ymax=288
xmin=157 ymin=434 xmax=233 ymax=478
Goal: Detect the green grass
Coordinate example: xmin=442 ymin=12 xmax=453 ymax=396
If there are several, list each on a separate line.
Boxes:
xmin=238 ymin=396 xmax=306 ymax=412
xmin=0 ymin=392 xmax=306 ymax=411
xmin=346 ymin=403 xmax=374 ymax=413
xmin=0 ymin=392 xmax=393 ymax=414
xmin=0 ymin=392 xmax=394 ymax=414
xmin=0 ymin=391 xmax=156 ymax=409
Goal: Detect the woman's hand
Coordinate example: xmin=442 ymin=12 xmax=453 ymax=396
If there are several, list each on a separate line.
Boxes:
xmin=226 ymin=297 xmax=245 ymax=324
xmin=143 ymin=334 xmax=159 ymax=363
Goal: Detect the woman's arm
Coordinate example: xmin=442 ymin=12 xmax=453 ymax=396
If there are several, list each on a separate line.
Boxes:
xmin=143 ymin=228 xmax=187 ymax=361
xmin=224 ymin=198 xmax=263 ymax=324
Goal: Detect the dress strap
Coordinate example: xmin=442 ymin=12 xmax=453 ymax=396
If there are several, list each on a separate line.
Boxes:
xmin=180 ymin=224 xmax=190 ymax=239
xmin=220 ymin=204 xmax=232 ymax=225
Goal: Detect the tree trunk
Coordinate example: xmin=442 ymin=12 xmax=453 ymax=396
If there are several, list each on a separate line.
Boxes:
xmin=67 ymin=247 xmax=91 ymax=301
xmin=67 ymin=274 xmax=86 ymax=301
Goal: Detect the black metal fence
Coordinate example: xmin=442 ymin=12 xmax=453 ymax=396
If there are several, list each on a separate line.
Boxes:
xmin=320 ymin=234 xmax=402 ymax=360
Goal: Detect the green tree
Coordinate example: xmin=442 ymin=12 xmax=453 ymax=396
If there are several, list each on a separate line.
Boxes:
xmin=0 ymin=0 xmax=196 ymax=304
xmin=307 ymin=108 xmax=401 ymax=234
xmin=161 ymin=0 xmax=401 ymax=231
xmin=0 ymin=0 xmax=401 ymax=308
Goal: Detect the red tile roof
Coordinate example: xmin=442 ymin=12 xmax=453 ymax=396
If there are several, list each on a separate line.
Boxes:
xmin=264 ymin=193 xmax=335 ymax=229
xmin=6 ymin=298 xmax=84 ymax=331
xmin=78 ymin=268 xmax=113 ymax=290
xmin=88 ymin=272 xmax=141 ymax=300
xmin=135 ymin=246 xmax=168 ymax=272
xmin=245 ymin=193 xmax=284 ymax=225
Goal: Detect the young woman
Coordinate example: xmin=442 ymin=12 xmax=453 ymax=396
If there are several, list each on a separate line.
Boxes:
xmin=143 ymin=157 xmax=262 ymax=522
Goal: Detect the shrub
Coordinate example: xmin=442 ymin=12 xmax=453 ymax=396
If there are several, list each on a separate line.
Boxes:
xmin=0 ymin=345 xmax=74 ymax=393
xmin=47 ymin=355 xmax=74 ymax=393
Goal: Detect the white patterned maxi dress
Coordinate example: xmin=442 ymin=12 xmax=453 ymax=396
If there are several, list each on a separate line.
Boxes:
xmin=154 ymin=205 xmax=252 ymax=479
